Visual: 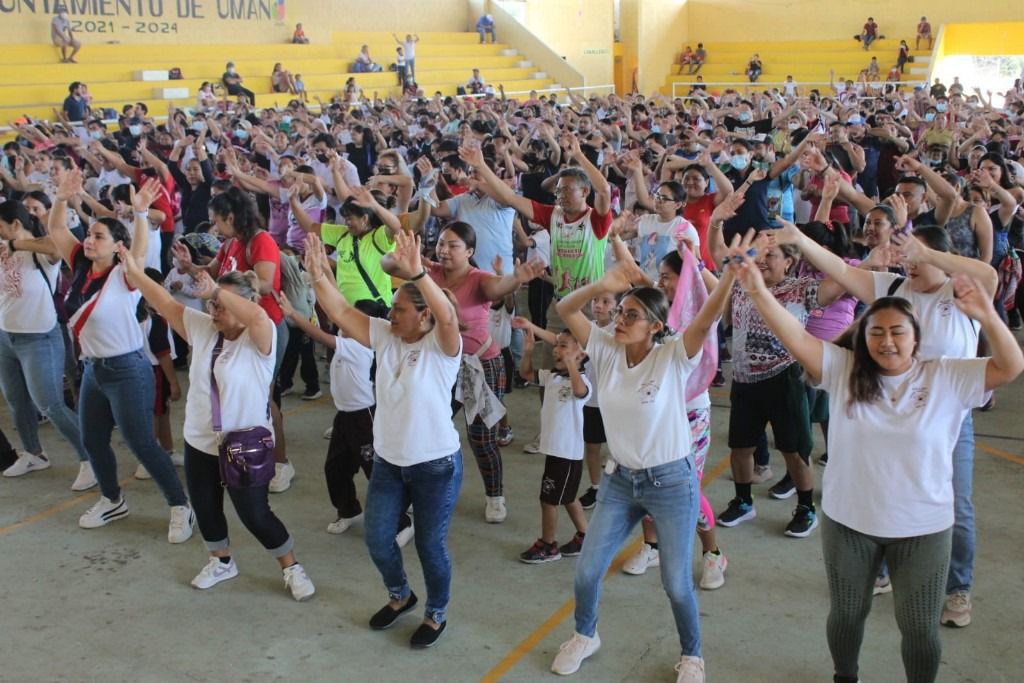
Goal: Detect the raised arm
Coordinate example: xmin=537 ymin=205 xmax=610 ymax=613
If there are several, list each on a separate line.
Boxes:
xmin=304 ymin=233 xmax=371 ymax=348
xmin=48 ymin=168 xmax=85 ymax=265
xmin=479 ymin=255 xmax=546 ymax=302
xmin=393 ymin=231 xmax=461 ymax=356
xmin=556 ymin=258 xmax=647 ymax=349
xmin=893 ymin=231 xmax=998 ymax=297
xmin=128 ymin=178 xmax=163 ymax=265
xmin=118 ymin=244 xmax=187 ymax=338
xmin=274 ymin=291 xmax=337 ymax=347
xmin=681 ymin=252 xmax=737 ymax=358
xmin=349 ymin=186 xmax=402 ymax=238
xmin=564 ymin=135 xmax=611 ymax=216
xmin=770 ymin=220 xmax=877 ymax=303
xmin=951 ymin=275 xmax=1024 ymax=390
xmin=459 ymin=142 xmax=535 ymax=220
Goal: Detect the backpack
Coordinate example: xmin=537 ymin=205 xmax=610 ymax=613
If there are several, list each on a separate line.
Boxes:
xmin=278 ymin=251 xmax=314 ymax=322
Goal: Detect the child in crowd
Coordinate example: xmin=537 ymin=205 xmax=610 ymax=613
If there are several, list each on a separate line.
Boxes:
xmin=490 ymin=256 xmax=515 ymax=446
xmin=293 ymin=74 xmax=307 ymax=102
xmin=517 ymin=326 xmax=591 ymax=564
xmin=135 ymin=269 xmax=183 ymax=480
xmin=579 ymin=291 xmax=617 ymax=509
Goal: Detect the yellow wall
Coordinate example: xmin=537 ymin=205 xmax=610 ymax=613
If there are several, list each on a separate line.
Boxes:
xmin=940 ymin=22 xmax=1024 ymax=56
xmin=636 ymin=0 xmax=687 ymax=94
xmin=0 ymin=0 xmax=468 ymax=45
xmin=685 ymin=0 xmax=1024 ymax=42
xmin=513 ymin=0 xmax=614 ymax=87
xmin=618 ymin=0 xmax=640 ymax=92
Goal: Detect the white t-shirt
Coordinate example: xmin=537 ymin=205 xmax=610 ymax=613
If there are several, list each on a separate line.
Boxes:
xmin=584 ymin=321 xmax=615 ymax=408
xmin=488 ymin=305 xmax=512 ymax=349
xmin=537 ymin=369 xmax=591 ymax=461
xmin=330 ymin=335 xmax=375 ymax=412
xmin=635 ymin=214 xmax=699 ymax=280
xmin=586 ymin=321 xmax=702 ymax=470
xmin=0 ymin=251 xmax=59 ymax=334
xmin=872 ymin=273 xmax=979 ymax=360
xmin=816 ymin=343 xmax=987 ymax=537
xmin=527 ymin=228 xmax=550 ymax=267
xmin=368 ymin=317 xmax=461 ymax=466
xmin=71 ymin=264 xmax=144 ymax=359
xmin=181 ymin=307 xmax=275 ymax=456
xmin=140 ymin=315 xmax=177 ymax=365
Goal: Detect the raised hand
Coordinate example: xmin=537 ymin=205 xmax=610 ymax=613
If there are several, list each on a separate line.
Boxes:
xmin=894 ymin=155 xmax=923 ymax=173
xmin=598 ymin=258 xmax=646 ymax=295
xmin=510 ymin=316 xmax=533 ymax=331
xmin=116 ymin=243 xmax=141 ymax=275
xmin=521 ymin=327 xmax=535 ymax=351
xmin=710 ymin=188 xmax=746 ymax=224
xmin=951 ymin=273 xmax=997 ymax=322
xmin=56 ymin=167 xmax=83 ymax=201
xmin=491 ymin=254 xmax=504 ymax=276
xmin=303 ymin=233 xmax=329 ymax=279
xmin=392 ymin=230 xmax=425 ymax=278
xmin=726 ymin=230 xmax=767 ymax=294
xmin=458 ymin=141 xmax=485 ymax=168
xmin=891 ymin=230 xmax=926 ymax=264
xmin=513 ymin=257 xmax=546 ymax=285
xmin=171 ymin=241 xmax=194 ymax=270
xmin=273 ymin=290 xmax=297 ymax=319
xmin=821 ymin=168 xmax=841 ymax=202
xmin=885 ymin=193 xmax=909 ymax=228
xmin=193 ymin=271 xmax=218 ymax=299
xmin=766 ymin=219 xmax=803 ymax=246
xmin=131 ymin=177 xmax=163 ymax=212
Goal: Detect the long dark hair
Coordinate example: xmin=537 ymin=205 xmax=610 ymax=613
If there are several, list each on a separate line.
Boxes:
xmin=440 ymin=220 xmax=479 ymax=268
xmin=833 ymin=297 xmax=920 ymax=412
xmin=979 ymin=153 xmax=1014 ymax=190
xmin=621 ymin=286 xmax=674 ymax=342
xmin=0 ymin=200 xmax=45 ymax=238
xmin=209 ymin=186 xmax=264 ymax=242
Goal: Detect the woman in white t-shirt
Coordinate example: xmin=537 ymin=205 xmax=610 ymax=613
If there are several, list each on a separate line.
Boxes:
xmin=770 ymin=221 xmax=999 ymax=627
xmin=48 ymin=171 xmax=193 ymax=544
xmin=0 ymin=200 xmax=94 ymax=490
xmin=305 ymin=230 xmax=462 ymax=649
xmin=721 ymin=234 xmax=1022 ymax=683
xmin=122 ymin=259 xmax=316 ymax=602
xmin=550 ymin=256 xmax=734 ymax=679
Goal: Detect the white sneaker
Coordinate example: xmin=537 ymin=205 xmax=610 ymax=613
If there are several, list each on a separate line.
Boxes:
xmin=326 ymin=514 xmax=362 ymax=534
xmin=191 ymin=556 xmax=239 ymax=589
xmin=674 ymin=655 xmax=706 ymax=683
xmin=396 ymin=521 xmax=415 ymax=548
xmin=522 ymin=437 xmax=540 ymax=454
xmin=79 ymin=495 xmax=129 ymax=529
xmin=170 ymin=451 xmax=184 ymax=467
xmin=873 ymin=575 xmax=893 ymax=596
xmin=322 ymin=426 xmax=333 ymax=440
xmin=133 ymin=463 xmax=152 ymax=480
xmin=283 ymin=563 xmax=315 ymax=601
xmin=168 ymin=505 xmax=195 ymax=544
xmin=268 ymin=461 xmax=295 ymax=493
xmin=485 ymin=495 xmax=507 ymax=523
xmin=2 ymin=451 xmax=50 ymax=477
xmin=699 ymin=551 xmax=727 ymax=590
xmin=622 ymin=543 xmax=660 ymax=575
xmin=551 ymin=631 xmax=601 ymax=675
xmin=70 ymin=461 xmax=98 ymax=491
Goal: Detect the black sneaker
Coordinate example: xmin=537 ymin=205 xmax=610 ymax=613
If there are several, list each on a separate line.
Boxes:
xmin=519 ymin=539 xmax=562 ymax=564
xmin=717 ymin=498 xmax=756 ymax=527
xmin=578 ymin=486 xmax=598 ymax=510
xmin=410 ymin=620 xmax=447 ymax=649
xmin=818 ymin=452 xmax=828 ymax=466
xmin=784 ymin=504 xmax=819 ymax=538
xmin=769 ymin=474 xmax=796 ymax=499
xmin=711 ymin=370 xmax=726 ymax=387
xmin=559 ymin=532 xmax=585 ymax=556
xmin=369 ymin=592 xmax=419 ymax=630
xmin=1009 ymin=309 xmax=1022 ymax=330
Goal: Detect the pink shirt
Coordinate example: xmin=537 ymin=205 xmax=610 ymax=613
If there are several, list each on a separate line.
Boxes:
xmin=427 ymin=262 xmax=500 ymax=360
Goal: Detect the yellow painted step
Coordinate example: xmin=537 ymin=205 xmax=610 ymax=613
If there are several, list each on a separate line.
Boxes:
xmin=332 ymin=31 xmax=484 ymax=45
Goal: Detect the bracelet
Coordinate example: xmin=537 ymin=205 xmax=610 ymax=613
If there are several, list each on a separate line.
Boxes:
xmin=7 ymin=239 xmax=16 ymax=253
xmin=409 ymin=269 xmax=428 ymax=282
xmin=134 ymin=210 xmax=150 ymax=219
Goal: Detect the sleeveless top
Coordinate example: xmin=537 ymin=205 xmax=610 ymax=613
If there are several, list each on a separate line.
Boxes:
xmin=548 ymin=206 xmax=607 ymax=298
xmin=944 ymin=207 xmax=978 ymax=259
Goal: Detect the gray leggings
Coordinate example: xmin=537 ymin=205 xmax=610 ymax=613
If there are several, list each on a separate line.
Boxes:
xmin=821 ymin=513 xmax=952 ymax=683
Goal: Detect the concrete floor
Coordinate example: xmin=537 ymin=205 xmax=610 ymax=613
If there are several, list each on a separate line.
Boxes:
xmin=1 ymin=356 xmax=1022 ymax=683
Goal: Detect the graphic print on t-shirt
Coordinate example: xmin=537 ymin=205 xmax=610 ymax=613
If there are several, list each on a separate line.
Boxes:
xmin=638 ymin=380 xmax=660 ymax=404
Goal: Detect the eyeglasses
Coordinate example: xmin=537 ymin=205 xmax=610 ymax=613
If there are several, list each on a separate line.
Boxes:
xmin=205 ymin=299 xmax=224 ymax=313
xmin=653 ymin=194 xmax=678 ymax=203
xmin=612 ymin=306 xmax=649 ymax=325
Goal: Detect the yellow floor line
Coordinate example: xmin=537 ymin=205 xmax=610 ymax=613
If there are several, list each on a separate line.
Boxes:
xmin=479 ymin=453 xmax=732 ymax=683
xmin=976 ymin=441 xmax=1024 ymax=466
xmin=0 ymin=476 xmax=132 ymax=537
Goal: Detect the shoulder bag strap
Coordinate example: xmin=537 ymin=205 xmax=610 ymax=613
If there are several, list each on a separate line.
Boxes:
xmin=30 ymin=253 xmax=56 ymax=296
xmin=209 ymin=332 xmax=225 ymax=433
xmin=350 ymin=234 xmax=385 ymax=304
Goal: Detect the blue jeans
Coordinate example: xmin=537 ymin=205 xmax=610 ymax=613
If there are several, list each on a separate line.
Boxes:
xmin=574 ymin=458 xmax=702 ymax=657
xmin=364 ymin=450 xmax=463 ymax=624
xmin=478 ymin=28 xmax=495 ymax=43
xmin=80 ymin=350 xmax=187 ymax=506
xmin=947 ymin=413 xmax=975 ymax=593
xmin=0 ymin=326 xmax=88 ymax=461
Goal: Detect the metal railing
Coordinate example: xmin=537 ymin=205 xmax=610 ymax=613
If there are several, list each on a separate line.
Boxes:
xmin=671 ymin=80 xmax=927 ymax=99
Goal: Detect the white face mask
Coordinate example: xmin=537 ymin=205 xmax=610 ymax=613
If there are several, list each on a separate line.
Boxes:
xmin=787 ymin=122 xmax=800 ymax=131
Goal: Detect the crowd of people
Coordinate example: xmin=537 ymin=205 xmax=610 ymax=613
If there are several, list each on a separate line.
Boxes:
xmin=2 ymin=53 xmax=1024 ymax=681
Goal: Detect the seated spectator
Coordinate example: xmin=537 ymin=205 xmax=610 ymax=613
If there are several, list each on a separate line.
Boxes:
xmin=746 ymin=53 xmax=763 ymax=83
xmin=221 ymin=61 xmax=255 ymax=104
xmin=887 ymin=64 xmax=901 ymax=83
xmin=476 ymin=14 xmax=496 ymax=44
xmin=917 ymin=16 xmax=933 ymax=50
xmin=864 ymin=57 xmax=880 ymax=82
xmin=196 ymin=82 xmax=217 ymax=110
xmin=292 ymin=22 xmax=309 ymax=44
xmin=679 ymin=46 xmax=694 ymax=71
xmin=293 ymin=74 xmax=308 ymax=103
xmin=467 ymin=68 xmax=486 ymax=95
xmin=51 ymin=5 xmax=80 ymax=64
xmin=861 ymin=16 xmax=879 ymax=51
xmin=344 ymin=77 xmax=362 ymax=104
xmin=271 ymin=63 xmax=297 ymax=95
xmin=897 ymin=40 xmax=910 ymax=73
xmin=354 ymin=45 xmax=382 ymax=73
xmin=688 ymin=75 xmax=708 ymax=94
xmin=688 ymin=43 xmax=706 ymax=75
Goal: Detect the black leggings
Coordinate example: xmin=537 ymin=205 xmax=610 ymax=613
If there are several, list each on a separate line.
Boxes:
xmin=184 ymin=442 xmax=292 ymax=557
xmin=325 ymin=407 xmax=375 ymax=518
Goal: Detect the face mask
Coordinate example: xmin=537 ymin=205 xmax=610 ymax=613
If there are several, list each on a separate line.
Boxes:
xmin=191 ymin=122 xmax=205 ymax=133
xmin=227 ymin=68 xmax=236 ymax=74
xmin=89 ymin=130 xmax=103 ymax=140
xmin=787 ymin=122 xmax=800 ymax=131
xmin=936 ymin=103 xmax=948 ymax=113
xmin=315 ymin=153 xmax=328 ymax=164
xmin=651 ymin=125 xmax=661 ymax=134
xmin=730 ymin=155 xmax=749 ymax=171
xmin=129 ymin=125 xmax=142 ymax=137
xmin=441 ymin=173 xmax=458 ymax=186
xmin=234 ymin=129 xmax=249 ymax=140
xmin=924 ymin=113 xmax=936 ymax=122
xmin=738 ymin=111 xmax=753 ymax=123
xmin=848 ymin=115 xmax=863 ymax=125
xmin=281 ymin=115 xmax=292 ymax=124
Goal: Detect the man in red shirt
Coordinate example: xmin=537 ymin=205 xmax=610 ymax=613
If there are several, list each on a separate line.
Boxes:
xmin=861 ymin=17 xmax=879 ymax=51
